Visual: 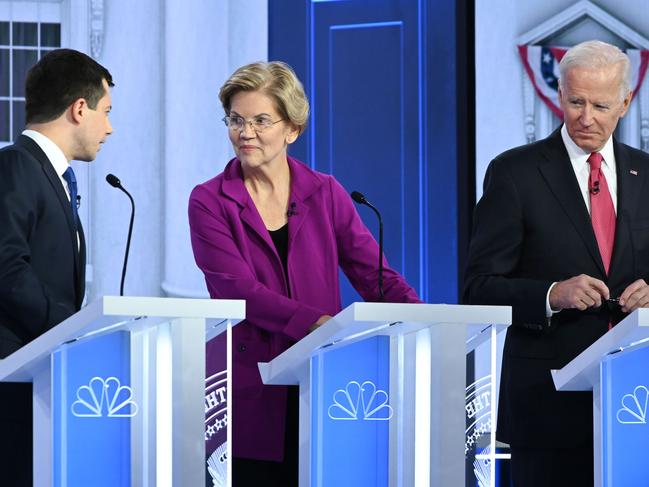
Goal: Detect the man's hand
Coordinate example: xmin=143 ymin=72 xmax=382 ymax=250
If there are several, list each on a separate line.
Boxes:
xmin=619 ymin=279 xmax=649 ymax=313
xmin=549 ymin=274 xmax=609 ymax=311
xmin=309 ymin=315 xmax=333 ymax=333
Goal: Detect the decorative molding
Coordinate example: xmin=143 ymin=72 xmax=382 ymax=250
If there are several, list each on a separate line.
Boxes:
xmin=640 ymin=71 xmax=649 ymax=152
xmin=517 ymin=0 xmax=649 ymax=49
xmin=522 ymin=73 xmax=536 ymax=143
xmin=89 ymin=0 xmax=104 ymax=59
xmin=517 ymin=0 xmax=649 ymax=145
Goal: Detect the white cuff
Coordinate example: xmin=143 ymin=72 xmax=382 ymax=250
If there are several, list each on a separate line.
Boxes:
xmin=546 ymin=282 xmax=562 ymax=317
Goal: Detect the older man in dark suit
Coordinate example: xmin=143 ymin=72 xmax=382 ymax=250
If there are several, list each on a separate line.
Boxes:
xmin=464 ymin=40 xmax=649 ymax=486
xmin=0 ymin=49 xmax=113 ymax=486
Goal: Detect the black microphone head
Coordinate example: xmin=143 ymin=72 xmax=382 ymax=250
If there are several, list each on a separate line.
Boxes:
xmin=106 ymin=173 xmax=121 ymax=188
xmin=351 ymin=191 xmax=366 ymax=204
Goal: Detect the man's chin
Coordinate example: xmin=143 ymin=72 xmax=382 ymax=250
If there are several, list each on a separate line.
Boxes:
xmin=74 ymin=153 xmax=97 ymax=163
xmin=573 ymin=136 xmax=603 ymax=153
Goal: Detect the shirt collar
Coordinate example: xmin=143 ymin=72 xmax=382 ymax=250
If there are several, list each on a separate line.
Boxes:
xmin=22 ymin=129 xmax=70 ymax=176
xmin=561 ymin=124 xmax=616 ymax=170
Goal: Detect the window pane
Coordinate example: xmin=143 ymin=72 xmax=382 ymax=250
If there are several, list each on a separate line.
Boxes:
xmin=12 ymin=49 xmax=37 ymax=97
xmin=40 ymin=48 xmax=56 ymax=59
xmin=40 ymin=23 xmax=60 ymax=48
xmin=0 ymin=22 xmax=8 ymax=45
xmin=0 ymin=100 xmax=8 ymax=141
xmin=12 ymin=100 xmax=25 ymax=141
xmin=13 ymin=22 xmax=38 ymax=47
xmin=0 ymin=49 xmax=8 ymax=97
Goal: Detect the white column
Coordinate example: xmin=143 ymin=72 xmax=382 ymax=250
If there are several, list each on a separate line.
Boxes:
xmin=82 ymin=0 xmax=165 ymax=300
xmin=161 ymin=0 xmax=268 ymax=298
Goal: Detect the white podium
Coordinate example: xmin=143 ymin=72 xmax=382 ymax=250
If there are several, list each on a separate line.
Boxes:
xmin=552 ymin=308 xmax=649 ymax=487
xmin=0 ymin=296 xmax=244 ymax=487
xmin=259 ymin=302 xmax=511 ymax=487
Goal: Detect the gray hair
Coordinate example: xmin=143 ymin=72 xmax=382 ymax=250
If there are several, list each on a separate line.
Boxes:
xmin=558 ymin=40 xmax=631 ymax=100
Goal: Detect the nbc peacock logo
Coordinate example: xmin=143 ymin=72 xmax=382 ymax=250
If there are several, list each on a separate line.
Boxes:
xmin=327 ymin=380 xmax=393 ymax=421
xmin=617 ymin=385 xmax=648 ymax=425
xmin=71 ymin=377 xmax=138 ymax=418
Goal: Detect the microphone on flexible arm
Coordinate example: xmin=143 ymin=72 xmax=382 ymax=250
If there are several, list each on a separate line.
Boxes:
xmin=106 ymin=174 xmax=135 ymax=297
xmin=350 ymin=190 xmax=385 ymax=300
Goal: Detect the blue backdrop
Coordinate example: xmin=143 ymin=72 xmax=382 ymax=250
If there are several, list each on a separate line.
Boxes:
xmin=269 ymin=0 xmax=463 ymax=305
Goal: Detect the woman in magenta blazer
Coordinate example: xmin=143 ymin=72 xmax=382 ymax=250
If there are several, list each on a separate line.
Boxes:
xmin=189 ymin=61 xmax=420 ymax=486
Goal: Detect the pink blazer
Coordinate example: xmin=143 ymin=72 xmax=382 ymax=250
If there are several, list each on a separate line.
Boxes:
xmin=189 ymin=156 xmax=420 ymax=460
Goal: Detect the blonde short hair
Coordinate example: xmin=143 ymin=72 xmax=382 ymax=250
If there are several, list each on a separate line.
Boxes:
xmin=219 ymin=61 xmax=310 ymax=135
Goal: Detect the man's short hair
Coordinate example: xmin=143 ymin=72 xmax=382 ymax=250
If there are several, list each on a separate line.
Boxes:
xmin=25 ymin=48 xmax=114 ymax=124
xmin=559 ymin=40 xmax=631 ymax=101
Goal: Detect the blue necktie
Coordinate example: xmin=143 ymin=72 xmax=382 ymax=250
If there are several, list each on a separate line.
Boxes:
xmin=62 ymin=166 xmax=79 ymax=226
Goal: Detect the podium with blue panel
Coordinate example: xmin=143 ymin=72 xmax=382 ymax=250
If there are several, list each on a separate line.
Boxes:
xmin=0 ymin=296 xmax=244 ymax=487
xmin=553 ymin=308 xmax=649 ymax=487
xmin=258 ymin=302 xmax=511 ymax=486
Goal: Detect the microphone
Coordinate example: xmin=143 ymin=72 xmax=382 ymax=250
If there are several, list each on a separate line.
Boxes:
xmin=590 ymin=180 xmax=600 ymax=195
xmin=287 ymin=202 xmax=297 ymax=217
xmin=350 ymin=190 xmax=385 ymax=300
xmin=105 ymin=173 xmax=135 ymax=297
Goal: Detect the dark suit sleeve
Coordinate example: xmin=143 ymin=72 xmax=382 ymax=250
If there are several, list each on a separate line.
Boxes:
xmin=463 ymin=157 xmax=553 ymax=328
xmin=0 ymin=150 xmax=75 ymax=339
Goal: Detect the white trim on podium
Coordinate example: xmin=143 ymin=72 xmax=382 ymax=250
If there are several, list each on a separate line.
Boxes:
xmin=259 ymin=302 xmax=510 ymax=385
xmin=259 ymin=302 xmax=511 ymax=487
xmin=0 ymin=295 xmax=244 ymax=487
xmin=0 ymin=296 xmax=245 ymax=382
xmin=552 ymin=308 xmax=649 ymax=391
xmin=552 ymin=308 xmax=649 ymax=487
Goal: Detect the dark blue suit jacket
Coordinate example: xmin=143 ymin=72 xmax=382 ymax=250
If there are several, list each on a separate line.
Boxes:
xmin=464 ymin=128 xmax=649 ymax=447
xmin=0 ymin=135 xmax=85 ymax=358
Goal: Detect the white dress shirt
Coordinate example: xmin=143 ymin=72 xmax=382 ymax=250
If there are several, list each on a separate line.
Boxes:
xmin=22 ymin=129 xmax=80 ymax=249
xmin=546 ymin=124 xmax=618 ymax=316
xmin=560 ymin=123 xmax=617 ymax=213
xmin=22 ymin=129 xmax=72 ymax=201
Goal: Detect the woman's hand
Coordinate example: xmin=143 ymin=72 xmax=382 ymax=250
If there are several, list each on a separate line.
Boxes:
xmin=309 ymin=315 xmax=333 ymax=332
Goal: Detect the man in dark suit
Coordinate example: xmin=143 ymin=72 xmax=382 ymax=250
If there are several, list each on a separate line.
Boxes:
xmin=0 ymin=49 xmax=113 ymax=486
xmin=464 ymin=40 xmax=649 ymax=486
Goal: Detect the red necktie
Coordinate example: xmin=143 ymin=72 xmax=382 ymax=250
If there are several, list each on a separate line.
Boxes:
xmin=587 ymin=152 xmax=616 ymax=275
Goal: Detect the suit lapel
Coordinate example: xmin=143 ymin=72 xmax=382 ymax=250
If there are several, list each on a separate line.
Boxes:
xmin=239 ymin=204 xmax=276 ymax=249
xmin=77 ymin=221 xmax=87 ymax=308
xmin=537 ymin=130 xmax=606 ymax=276
xmin=286 ymin=199 xmax=309 ymax=247
xmin=15 ymin=136 xmax=83 ymax=301
xmin=221 ymin=156 xmax=322 ymax=262
xmin=610 ymin=140 xmax=644 ymax=280
xmin=221 ymin=158 xmax=281 ymax=253
xmin=287 ymin=157 xmax=320 ymax=247
xmin=16 ymin=136 xmax=78 ymax=238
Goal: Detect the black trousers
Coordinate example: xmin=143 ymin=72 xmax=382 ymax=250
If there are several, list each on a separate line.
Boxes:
xmin=509 ymin=444 xmax=593 ymax=487
xmin=0 ymin=383 xmax=32 ymax=487
xmin=233 ymin=386 xmax=299 ymax=487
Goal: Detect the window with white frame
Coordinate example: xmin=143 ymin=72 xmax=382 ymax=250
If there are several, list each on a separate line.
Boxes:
xmin=0 ymin=1 xmax=61 ymax=145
